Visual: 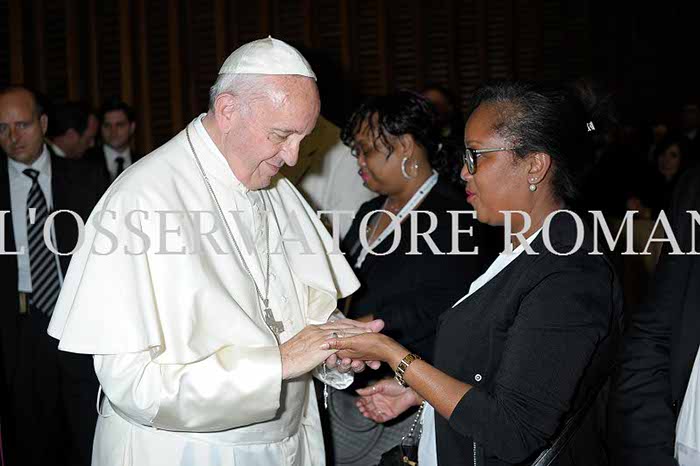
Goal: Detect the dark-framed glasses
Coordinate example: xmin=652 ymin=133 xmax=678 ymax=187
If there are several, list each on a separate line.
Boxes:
xmin=463 ymin=147 xmax=515 ymax=174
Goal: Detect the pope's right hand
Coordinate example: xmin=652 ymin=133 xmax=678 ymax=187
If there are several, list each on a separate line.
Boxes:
xmin=280 ymin=321 xmax=374 ymax=380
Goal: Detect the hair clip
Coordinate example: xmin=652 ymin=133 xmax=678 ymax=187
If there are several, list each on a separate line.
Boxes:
xmin=586 ymin=121 xmax=596 ymax=132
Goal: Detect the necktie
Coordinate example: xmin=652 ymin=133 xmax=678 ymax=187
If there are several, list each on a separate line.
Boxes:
xmin=114 ymin=156 xmax=125 ymax=180
xmin=23 ymin=169 xmax=61 ymax=316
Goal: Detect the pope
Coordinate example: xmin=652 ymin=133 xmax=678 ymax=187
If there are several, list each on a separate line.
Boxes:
xmin=48 ymin=37 xmax=382 ymax=466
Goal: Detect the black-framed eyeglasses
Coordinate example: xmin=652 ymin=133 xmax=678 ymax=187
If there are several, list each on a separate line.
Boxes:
xmin=463 ymin=147 xmax=515 ymax=175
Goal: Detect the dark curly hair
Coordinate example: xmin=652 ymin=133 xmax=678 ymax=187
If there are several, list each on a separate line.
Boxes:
xmin=468 ymin=80 xmax=612 ymax=204
xmin=341 ymin=90 xmax=463 ymax=183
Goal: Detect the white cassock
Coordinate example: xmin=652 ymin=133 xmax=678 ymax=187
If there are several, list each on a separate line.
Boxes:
xmin=48 ymin=115 xmax=360 ymax=466
xmin=281 ymin=116 xmax=375 ymax=239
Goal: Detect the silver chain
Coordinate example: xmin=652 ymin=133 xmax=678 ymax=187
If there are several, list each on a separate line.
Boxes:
xmin=185 ymin=126 xmax=271 ymax=308
xmin=404 ymin=401 xmax=425 ymax=441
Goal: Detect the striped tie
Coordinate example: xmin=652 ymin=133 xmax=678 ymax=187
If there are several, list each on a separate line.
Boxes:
xmin=24 ymin=168 xmax=61 ymax=316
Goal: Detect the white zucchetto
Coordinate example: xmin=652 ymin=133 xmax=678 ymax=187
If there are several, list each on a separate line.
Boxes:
xmin=218 ymin=36 xmax=316 ymax=80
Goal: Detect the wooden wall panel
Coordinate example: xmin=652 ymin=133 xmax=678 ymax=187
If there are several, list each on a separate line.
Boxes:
xmin=354 ymin=0 xmax=383 ymax=96
xmin=236 ymin=0 xmax=265 ymax=45
xmin=96 ymin=0 xmax=121 ymax=103
xmin=389 ymin=0 xmax=420 ymax=92
xmin=273 ymin=0 xmax=306 ymax=44
xmin=484 ymin=0 xmax=511 ymax=80
xmin=146 ymin=0 xmax=175 ymax=147
xmin=514 ymin=0 xmax=542 ymax=80
xmin=1 ymin=0 xmax=639 ymax=154
xmin=422 ymin=0 xmax=451 ymax=88
xmin=455 ymin=0 xmax=481 ymax=106
xmin=186 ymin=0 xmax=218 ymax=116
xmin=43 ymin=1 xmax=68 ymax=102
xmin=1 ymin=0 xmax=14 ymax=87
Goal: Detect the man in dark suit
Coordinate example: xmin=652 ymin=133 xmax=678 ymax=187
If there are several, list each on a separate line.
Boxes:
xmin=85 ymin=98 xmax=140 ymax=189
xmin=0 ymin=86 xmax=103 ymax=466
xmin=608 ymin=164 xmax=700 ymax=465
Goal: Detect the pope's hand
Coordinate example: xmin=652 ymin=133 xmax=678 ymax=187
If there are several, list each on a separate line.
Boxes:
xmin=356 ymin=378 xmax=422 ymax=423
xmin=280 ymin=321 xmax=377 ymax=380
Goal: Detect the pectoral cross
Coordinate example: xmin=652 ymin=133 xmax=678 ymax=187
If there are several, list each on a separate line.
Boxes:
xmin=263 ymin=300 xmax=285 ymax=337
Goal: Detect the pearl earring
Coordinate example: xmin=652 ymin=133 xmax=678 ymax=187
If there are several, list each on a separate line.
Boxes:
xmin=529 ymin=178 xmax=537 ymax=192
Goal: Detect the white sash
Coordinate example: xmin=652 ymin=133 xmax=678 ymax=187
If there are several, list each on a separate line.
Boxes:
xmin=353 ymin=171 xmax=438 ymax=269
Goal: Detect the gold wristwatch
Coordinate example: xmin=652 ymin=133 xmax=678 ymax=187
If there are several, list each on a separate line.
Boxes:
xmin=394 ymin=353 xmax=421 ymax=387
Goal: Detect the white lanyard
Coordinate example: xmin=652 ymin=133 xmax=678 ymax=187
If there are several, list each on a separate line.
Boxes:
xmin=354 ymin=171 xmax=439 ymax=268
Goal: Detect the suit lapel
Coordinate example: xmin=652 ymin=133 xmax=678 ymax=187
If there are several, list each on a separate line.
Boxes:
xmin=50 ymin=153 xmax=68 ymax=210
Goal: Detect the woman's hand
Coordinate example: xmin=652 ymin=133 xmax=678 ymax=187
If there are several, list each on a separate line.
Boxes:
xmin=321 ymin=332 xmax=409 ymax=369
xmin=323 ymin=318 xmax=384 ymax=372
xmin=356 ymin=378 xmax=422 ymax=423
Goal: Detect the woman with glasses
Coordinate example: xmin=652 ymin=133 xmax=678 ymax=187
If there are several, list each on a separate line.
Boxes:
xmin=324 ymin=81 xmax=623 ymax=466
xmin=327 ymin=91 xmax=484 ymax=466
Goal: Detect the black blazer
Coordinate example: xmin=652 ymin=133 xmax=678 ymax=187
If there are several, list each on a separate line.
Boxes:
xmin=433 ymin=214 xmax=623 ymax=466
xmin=82 ymin=145 xmax=141 ymax=191
xmin=0 ymin=152 xmax=103 ymax=397
xmin=608 ymin=165 xmax=700 ymax=466
xmin=342 ymin=178 xmax=484 ymax=363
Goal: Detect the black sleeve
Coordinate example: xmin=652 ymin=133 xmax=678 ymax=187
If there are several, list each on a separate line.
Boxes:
xmin=448 ymin=259 xmax=615 ymax=464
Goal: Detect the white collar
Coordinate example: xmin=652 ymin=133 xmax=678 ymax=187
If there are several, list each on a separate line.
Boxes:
xmin=7 ymin=144 xmax=51 ymax=177
xmin=47 ymin=141 xmax=66 ymax=158
xmin=104 ymin=144 xmax=131 ymax=160
xmin=192 ymin=114 xmax=249 ymax=193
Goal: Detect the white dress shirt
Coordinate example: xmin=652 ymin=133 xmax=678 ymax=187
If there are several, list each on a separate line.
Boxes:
xmin=7 ymin=145 xmax=63 ymax=292
xmin=676 ymin=345 xmax=700 ymax=465
xmin=103 ymin=145 xmax=132 ymax=181
xmin=419 ymin=230 xmax=542 ymax=466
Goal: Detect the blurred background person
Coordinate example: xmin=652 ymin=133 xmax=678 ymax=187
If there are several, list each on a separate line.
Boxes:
xmin=45 ymin=102 xmax=98 ymax=161
xmin=422 ymin=84 xmax=465 ymax=147
xmin=680 ymin=103 xmax=699 ymax=165
xmin=648 ymin=135 xmax=689 ymax=216
xmin=89 ymin=98 xmax=140 ymax=186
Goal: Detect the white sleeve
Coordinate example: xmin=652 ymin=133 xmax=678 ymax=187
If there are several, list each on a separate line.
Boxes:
xmin=94 ymin=344 xmax=282 ymax=432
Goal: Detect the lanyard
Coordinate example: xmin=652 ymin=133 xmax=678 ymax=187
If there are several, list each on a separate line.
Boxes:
xmin=354 ymin=171 xmax=439 ymax=268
